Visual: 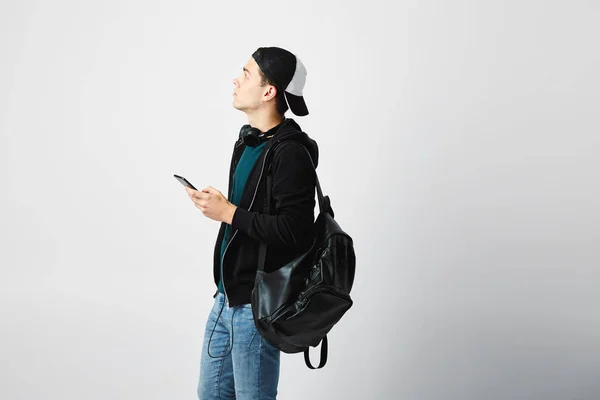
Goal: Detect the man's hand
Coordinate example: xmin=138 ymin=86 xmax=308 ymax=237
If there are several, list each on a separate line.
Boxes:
xmin=186 ymin=186 xmax=237 ymax=224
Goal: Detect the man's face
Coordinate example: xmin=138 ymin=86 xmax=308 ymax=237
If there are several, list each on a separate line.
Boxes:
xmin=232 ymin=57 xmax=275 ymax=113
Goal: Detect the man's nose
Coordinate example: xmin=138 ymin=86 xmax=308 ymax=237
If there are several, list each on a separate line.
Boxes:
xmin=232 ymin=78 xmax=239 ymax=87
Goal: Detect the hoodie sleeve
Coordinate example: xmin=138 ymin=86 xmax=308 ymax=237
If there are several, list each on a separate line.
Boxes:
xmin=231 ymin=141 xmax=316 ymax=250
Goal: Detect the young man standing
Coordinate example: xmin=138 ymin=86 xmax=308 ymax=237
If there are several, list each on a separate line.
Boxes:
xmin=186 ymin=47 xmax=319 ymax=399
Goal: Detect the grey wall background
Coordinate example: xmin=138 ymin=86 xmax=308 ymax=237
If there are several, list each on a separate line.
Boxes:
xmin=1 ymin=0 xmax=598 ymax=399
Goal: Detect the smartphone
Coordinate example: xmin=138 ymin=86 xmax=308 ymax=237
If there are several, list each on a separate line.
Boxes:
xmin=174 ymin=174 xmax=198 ymax=191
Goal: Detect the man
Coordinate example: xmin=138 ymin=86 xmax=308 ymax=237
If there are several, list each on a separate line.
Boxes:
xmin=186 ymin=47 xmax=319 ymax=399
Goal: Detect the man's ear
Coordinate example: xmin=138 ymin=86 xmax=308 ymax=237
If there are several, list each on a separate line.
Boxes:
xmin=263 ymin=85 xmax=277 ymax=102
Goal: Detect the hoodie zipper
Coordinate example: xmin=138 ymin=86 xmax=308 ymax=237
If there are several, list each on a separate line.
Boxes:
xmin=220 ymin=140 xmax=279 ymax=306
xmin=220 ymin=138 xmax=244 ymax=305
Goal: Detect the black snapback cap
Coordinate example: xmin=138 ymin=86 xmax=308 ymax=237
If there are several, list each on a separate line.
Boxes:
xmin=252 ymin=47 xmax=309 ymax=116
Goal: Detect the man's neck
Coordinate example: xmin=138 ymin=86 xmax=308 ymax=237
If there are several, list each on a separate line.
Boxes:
xmin=247 ymin=112 xmax=285 ymax=134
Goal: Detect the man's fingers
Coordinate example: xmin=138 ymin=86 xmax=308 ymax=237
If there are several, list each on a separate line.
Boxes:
xmin=186 ymin=186 xmax=219 ymax=200
xmin=203 ymin=186 xmax=220 ymax=195
xmin=191 ymin=191 xmax=209 ymax=200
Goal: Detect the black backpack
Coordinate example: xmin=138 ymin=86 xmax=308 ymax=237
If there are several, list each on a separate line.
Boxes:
xmin=251 ymin=140 xmax=356 ymax=369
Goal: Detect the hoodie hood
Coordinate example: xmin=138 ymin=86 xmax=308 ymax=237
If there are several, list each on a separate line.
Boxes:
xmin=268 ymin=117 xmax=319 ymax=169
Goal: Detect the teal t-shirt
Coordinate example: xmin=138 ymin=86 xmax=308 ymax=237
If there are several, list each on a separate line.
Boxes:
xmin=218 ymin=141 xmax=267 ymax=294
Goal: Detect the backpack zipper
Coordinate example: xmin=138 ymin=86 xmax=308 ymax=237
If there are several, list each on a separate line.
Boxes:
xmin=269 ymin=286 xmax=352 ymax=323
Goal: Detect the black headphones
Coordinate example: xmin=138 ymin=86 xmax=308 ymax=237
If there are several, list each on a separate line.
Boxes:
xmin=239 ymin=118 xmax=286 ymax=147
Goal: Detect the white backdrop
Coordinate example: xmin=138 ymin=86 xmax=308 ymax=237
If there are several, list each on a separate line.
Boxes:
xmin=1 ymin=0 xmax=599 ymax=399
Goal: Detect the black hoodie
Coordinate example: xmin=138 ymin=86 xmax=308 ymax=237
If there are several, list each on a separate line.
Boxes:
xmin=212 ymin=118 xmax=319 ymax=306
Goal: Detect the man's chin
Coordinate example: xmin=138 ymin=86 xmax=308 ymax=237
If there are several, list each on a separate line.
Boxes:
xmin=232 ymin=103 xmax=246 ymax=113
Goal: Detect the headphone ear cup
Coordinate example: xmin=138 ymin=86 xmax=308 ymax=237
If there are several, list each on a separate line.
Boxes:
xmin=239 ymin=124 xmax=251 ymax=139
xmin=240 ymin=125 xmax=262 ymax=147
xmin=243 ymin=134 xmax=260 ymax=147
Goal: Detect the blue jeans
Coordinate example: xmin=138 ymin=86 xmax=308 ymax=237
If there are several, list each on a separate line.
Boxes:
xmin=197 ymin=292 xmax=281 ymax=399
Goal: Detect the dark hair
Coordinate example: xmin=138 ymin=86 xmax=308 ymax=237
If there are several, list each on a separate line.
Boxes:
xmin=258 ymin=70 xmax=289 ymax=116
